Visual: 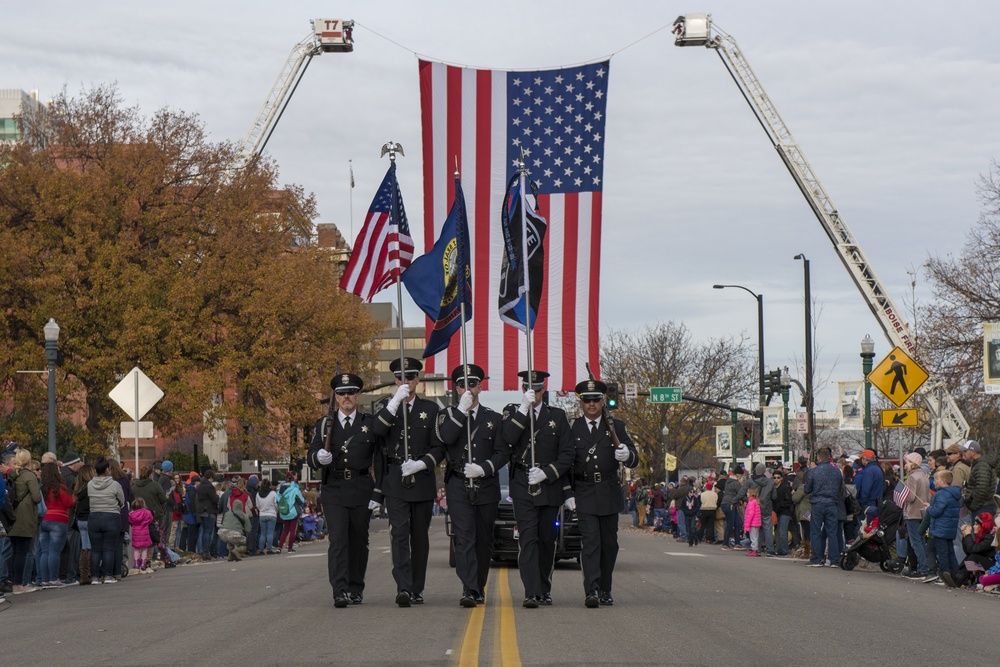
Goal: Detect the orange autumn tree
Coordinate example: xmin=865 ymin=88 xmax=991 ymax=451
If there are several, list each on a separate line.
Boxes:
xmin=0 ymin=85 xmax=380 ymax=458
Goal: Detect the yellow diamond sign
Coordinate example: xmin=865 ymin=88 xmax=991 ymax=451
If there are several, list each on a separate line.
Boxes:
xmin=868 ymin=346 xmax=928 ymax=408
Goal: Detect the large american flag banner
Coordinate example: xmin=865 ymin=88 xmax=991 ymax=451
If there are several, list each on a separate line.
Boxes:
xmin=339 ymin=162 xmax=414 ymax=301
xmin=418 ymin=59 xmax=610 ymax=391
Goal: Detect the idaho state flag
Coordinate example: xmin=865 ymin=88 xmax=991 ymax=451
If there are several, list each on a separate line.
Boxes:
xmin=401 ymin=175 xmax=472 ymax=358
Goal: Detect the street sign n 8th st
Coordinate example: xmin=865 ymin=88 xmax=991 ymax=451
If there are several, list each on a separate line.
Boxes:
xmin=650 ymin=387 xmax=682 ymax=404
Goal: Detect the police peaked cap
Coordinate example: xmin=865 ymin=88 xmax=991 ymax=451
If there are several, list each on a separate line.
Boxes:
xmin=331 ymin=373 xmax=364 ymax=391
xmin=517 ymin=370 xmax=550 ymax=384
xmin=575 ymin=379 xmax=607 ymax=398
xmin=450 ymin=364 xmax=485 ymax=384
xmin=389 ymin=357 xmax=423 ymax=375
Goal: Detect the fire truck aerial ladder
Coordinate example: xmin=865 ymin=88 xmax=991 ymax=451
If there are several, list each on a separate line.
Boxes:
xmin=238 ymin=18 xmax=354 ymax=163
xmin=674 ymin=13 xmax=969 ymax=448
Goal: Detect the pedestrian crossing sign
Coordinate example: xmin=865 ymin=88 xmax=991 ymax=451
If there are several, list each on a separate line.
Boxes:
xmin=868 ymin=346 xmax=928 ymax=408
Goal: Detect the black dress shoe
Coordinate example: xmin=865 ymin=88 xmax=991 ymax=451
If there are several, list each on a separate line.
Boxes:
xmin=474 ymin=592 xmax=485 ymax=605
xmin=409 ymin=592 xmax=424 ymax=605
xmin=539 ymin=593 xmax=552 ymax=606
xmin=349 ymin=593 xmax=363 ymax=605
xmin=334 ymin=593 xmax=351 ymax=608
xmin=460 ymin=592 xmax=477 ymax=608
xmin=396 ymin=591 xmax=411 ymax=607
xmin=585 ymin=590 xmax=600 ymax=608
xmin=599 ymin=591 xmax=614 ymax=606
xmin=522 ymin=596 xmax=539 ymax=608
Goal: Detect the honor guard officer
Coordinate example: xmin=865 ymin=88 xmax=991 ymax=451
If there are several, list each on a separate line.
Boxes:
xmin=308 ymin=373 xmax=381 ymax=609
xmin=501 ymin=370 xmax=574 ymax=608
xmin=568 ymin=379 xmax=638 ymax=608
xmin=435 ymin=364 xmax=509 ymax=608
xmin=371 ymin=357 xmax=443 ymax=607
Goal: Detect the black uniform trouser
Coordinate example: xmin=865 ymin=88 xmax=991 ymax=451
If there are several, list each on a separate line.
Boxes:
xmin=446 ymin=477 xmax=497 ymax=595
xmin=578 ymin=512 xmax=619 ymax=595
xmin=512 ymin=497 xmax=559 ymax=598
xmin=322 ymin=500 xmax=371 ymax=597
xmin=386 ymin=496 xmax=433 ymax=595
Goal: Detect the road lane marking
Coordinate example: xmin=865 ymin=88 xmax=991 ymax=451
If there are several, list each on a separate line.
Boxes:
xmin=664 ymin=552 xmax=707 ymax=557
xmin=457 ymin=589 xmax=486 ymax=667
xmin=496 ymin=568 xmax=522 ymax=667
xmin=286 ymin=553 xmax=326 ymax=558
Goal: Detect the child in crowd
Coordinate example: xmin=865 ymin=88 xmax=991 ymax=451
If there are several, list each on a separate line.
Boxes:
xmin=927 ymin=469 xmax=962 ymax=583
xmin=744 ymin=486 xmax=762 ymax=557
xmin=128 ymin=497 xmax=155 ymax=573
xmin=302 ymin=506 xmax=317 ymax=541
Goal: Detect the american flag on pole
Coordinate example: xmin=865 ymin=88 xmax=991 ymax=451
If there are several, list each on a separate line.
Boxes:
xmin=418 ymin=59 xmax=610 ymax=391
xmin=892 ymin=480 xmax=911 ymax=508
xmin=339 ymin=161 xmax=414 ymax=301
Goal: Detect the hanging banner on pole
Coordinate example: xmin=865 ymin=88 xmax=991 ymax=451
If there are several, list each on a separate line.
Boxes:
xmin=763 ymin=406 xmax=783 ymax=445
xmin=838 ymin=381 xmax=863 ymax=430
xmin=985 ymin=322 xmax=1000 ymax=394
xmin=715 ymin=425 xmax=732 ymax=457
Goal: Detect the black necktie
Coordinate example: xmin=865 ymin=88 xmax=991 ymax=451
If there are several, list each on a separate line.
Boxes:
xmin=589 ymin=420 xmax=597 ymax=434
xmin=344 ymin=416 xmax=352 ymax=429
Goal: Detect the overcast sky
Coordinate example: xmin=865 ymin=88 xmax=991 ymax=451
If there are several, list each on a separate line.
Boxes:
xmin=5 ymin=1 xmax=1000 ymax=415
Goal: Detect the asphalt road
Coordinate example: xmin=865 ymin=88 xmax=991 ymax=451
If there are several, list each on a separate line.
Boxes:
xmin=3 ymin=516 xmax=997 ymax=666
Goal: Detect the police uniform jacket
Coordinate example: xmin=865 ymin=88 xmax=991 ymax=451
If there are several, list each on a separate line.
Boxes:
xmin=501 ymin=403 xmax=574 ymax=507
xmin=570 ymin=415 xmax=638 ymax=516
xmin=371 ymin=395 xmax=443 ymax=503
xmin=307 ymin=410 xmax=379 ymax=508
xmin=435 ymin=404 xmax=509 ymax=506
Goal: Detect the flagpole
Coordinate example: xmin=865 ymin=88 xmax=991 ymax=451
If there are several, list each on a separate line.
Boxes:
xmin=455 ymin=160 xmax=475 ymax=501
xmin=349 ymin=159 xmax=354 ymax=240
xmin=383 ymin=144 xmax=413 ymax=487
xmin=517 ymin=151 xmax=540 ymax=497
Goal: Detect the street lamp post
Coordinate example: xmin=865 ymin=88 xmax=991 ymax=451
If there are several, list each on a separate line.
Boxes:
xmin=713 ymin=284 xmax=765 ymax=408
xmin=861 ymin=335 xmax=876 ymax=454
xmin=780 ymin=366 xmax=791 ymax=461
xmin=793 ymin=254 xmax=815 ymax=453
xmin=43 ymin=318 xmax=60 ymax=455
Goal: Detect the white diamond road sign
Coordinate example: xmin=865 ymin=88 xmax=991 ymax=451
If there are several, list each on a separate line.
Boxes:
xmin=649 ymin=387 xmax=683 ymax=404
xmin=109 ymin=367 xmax=164 ymax=421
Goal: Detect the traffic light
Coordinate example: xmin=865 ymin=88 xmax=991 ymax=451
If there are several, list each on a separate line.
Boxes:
xmin=606 ymin=382 xmax=619 ymax=410
xmin=742 ymin=424 xmax=753 ymax=448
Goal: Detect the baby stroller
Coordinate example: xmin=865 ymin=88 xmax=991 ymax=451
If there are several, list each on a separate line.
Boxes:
xmin=839 ymin=497 xmax=904 ymax=573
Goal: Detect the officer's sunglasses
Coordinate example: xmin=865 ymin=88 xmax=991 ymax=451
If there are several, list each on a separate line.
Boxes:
xmin=395 ymin=372 xmax=419 ymax=381
xmin=335 ymin=388 xmax=360 ymax=396
xmin=580 ymin=396 xmax=604 ymax=404
xmin=455 ymin=379 xmax=480 ymax=389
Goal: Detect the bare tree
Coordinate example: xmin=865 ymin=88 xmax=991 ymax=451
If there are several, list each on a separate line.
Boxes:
xmin=600 ymin=322 xmax=755 ymax=481
xmin=923 ymin=161 xmax=1000 ymax=451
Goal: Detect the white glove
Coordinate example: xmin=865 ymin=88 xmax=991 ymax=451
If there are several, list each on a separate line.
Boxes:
xmin=388 ymin=384 xmax=410 ymax=414
xmin=316 ymin=449 xmax=333 ymax=465
xmin=563 ymin=497 xmax=577 ymax=511
xmin=458 ymin=391 xmax=474 ymax=415
xmin=400 ymin=459 xmax=427 ymax=476
xmin=368 ymin=500 xmax=380 ymax=511
xmin=527 ymin=467 xmax=547 ymax=485
xmin=614 ymin=445 xmax=630 ymax=462
xmin=464 ymin=463 xmax=485 ymax=479
xmin=518 ymin=390 xmax=536 ymax=415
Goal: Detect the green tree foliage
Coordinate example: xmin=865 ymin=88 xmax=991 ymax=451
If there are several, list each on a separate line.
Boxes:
xmin=0 ymin=85 xmax=380 ymax=459
xmin=601 ymin=322 xmax=756 ymax=481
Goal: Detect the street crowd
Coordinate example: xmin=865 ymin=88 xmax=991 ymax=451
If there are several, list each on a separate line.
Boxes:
xmin=0 ymin=441 xmax=328 ymax=604
xmin=628 ymin=440 xmax=1000 ymax=592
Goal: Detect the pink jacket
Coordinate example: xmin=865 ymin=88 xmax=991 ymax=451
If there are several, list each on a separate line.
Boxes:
xmin=128 ymin=507 xmax=155 ymax=548
xmin=744 ymin=497 xmax=762 ymax=528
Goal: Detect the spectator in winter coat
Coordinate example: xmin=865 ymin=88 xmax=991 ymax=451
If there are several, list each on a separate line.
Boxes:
xmin=680 ymin=487 xmax=701 ymax=547
xmin=772 ymin=472 xmax=795 ymax=556
xmin=962 ymin=441 xmax=996 ymax=516
xmin=196 ymin=471 xmax=220 ymax=560
xmin=256 ymin=479 xmax=279 ymax=554
xmin=721 ymin=471 xmax=743 ymax=548
xmin=739 ymin=464 xmax=776 ymax=555
xmin=219 ymin=499 xmax=251 ymax=561
xmin=855 ymin=450 xmax=884 ymax=518
xmin=699 ymin=482 xmax=719 ymax=544
xmin=942 ymin=511 xmax=997 ymax=588
xmin=927 ymin=470 xmax=962 ymax=581
xmin=804 ymin=448 xmax=844 ymax=566
xmin=900 ymin=452 xmax=931 ymax=578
